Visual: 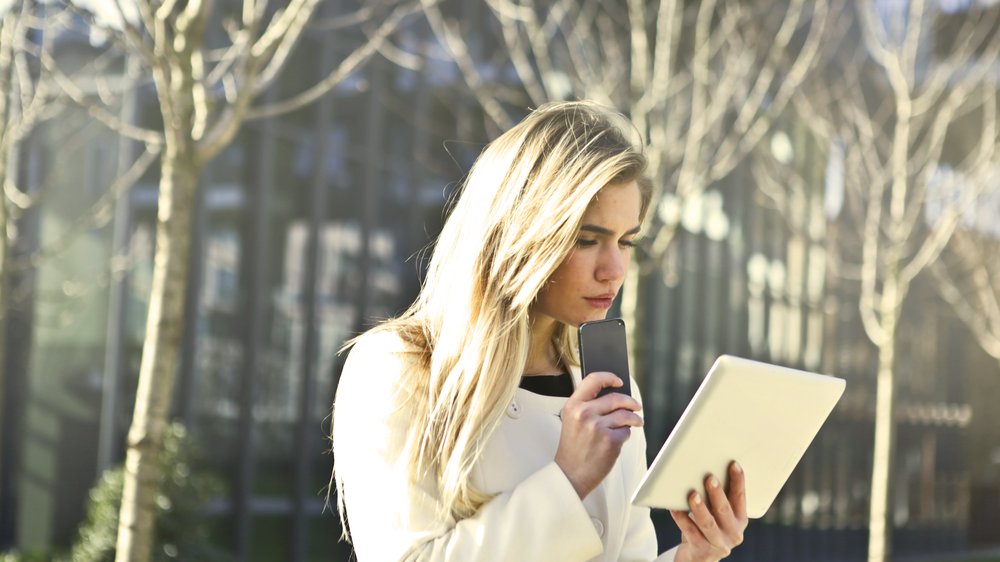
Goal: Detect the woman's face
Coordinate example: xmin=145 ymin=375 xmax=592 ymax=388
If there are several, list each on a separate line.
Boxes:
xmin=534 ymin=180 xmax=642 ymax=327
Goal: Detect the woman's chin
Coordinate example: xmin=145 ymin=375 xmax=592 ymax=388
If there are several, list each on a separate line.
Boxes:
xmin=548 ymin=310 xmax=610 ymax=329
xmin=577 ymin=311 xmax=610 ymax=326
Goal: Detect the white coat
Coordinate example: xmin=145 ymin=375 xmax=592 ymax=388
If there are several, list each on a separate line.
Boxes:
xmin=333 ymin=331 xmax=679 ymax=561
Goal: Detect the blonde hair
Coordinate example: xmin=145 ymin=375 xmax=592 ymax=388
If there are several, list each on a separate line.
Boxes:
xmin=335 ymin=101 xmax=651 ymax=526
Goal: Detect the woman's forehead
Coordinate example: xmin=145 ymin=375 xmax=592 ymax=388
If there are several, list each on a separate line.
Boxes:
xmin=582 ymin=180 xmax=642 ymax=226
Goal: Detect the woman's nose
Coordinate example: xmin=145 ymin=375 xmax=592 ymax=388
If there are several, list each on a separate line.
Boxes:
xmin=596 ymin=247 xmax=627 ymax=282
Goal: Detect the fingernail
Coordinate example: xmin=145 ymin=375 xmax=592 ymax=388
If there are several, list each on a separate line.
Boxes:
xmin=691 ymin=492 xmax=702 ymax=505
xmin=733 ymin=461 xmax=743 ymax=474
xmin=709 ymin=476 xmax=719 ymax=489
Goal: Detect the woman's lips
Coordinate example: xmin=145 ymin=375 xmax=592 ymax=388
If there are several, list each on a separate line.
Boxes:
xmin=584 ymin=296 xmax=615 ymax=309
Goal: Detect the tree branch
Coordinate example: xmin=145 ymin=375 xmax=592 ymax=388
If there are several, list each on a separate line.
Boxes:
xmin=39 ymin=50 xmax=163 ymax=146
xmin=930 ymin=259 xmax=1000 ymax=359
xmin=12 ymin=144 xmax=161 ymax=271
xmin=245 ymin=0 xmax=423 ymax=121
xmin=250 ymin=0 xmax=322 ymax=94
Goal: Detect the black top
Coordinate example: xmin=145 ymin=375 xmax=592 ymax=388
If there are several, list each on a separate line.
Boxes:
xmin=519 ymin=372 xmax=574 ymax=398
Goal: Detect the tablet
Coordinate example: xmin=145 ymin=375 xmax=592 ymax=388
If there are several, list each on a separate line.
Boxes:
xmin=631 ymin=355 xmax=845 ymax=518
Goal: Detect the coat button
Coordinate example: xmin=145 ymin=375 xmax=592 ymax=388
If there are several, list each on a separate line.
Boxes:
xmin=506 ymin=400 xmax=521 ymax=419
xmin=590 ymin=517 xmax=605 ymax=537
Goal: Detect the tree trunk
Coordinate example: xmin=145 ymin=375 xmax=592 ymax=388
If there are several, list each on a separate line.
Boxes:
xmin=621 ymin=258 xmax=641 ymax=380
xmin=867 ymin=278 xmax=900 ymax=562
xmin=115 ymin=70 xmax=199 ymax=562
xmin=0 ymin=10 xmax=17 ymax=511
xmin=0 ymin=145 xmax=9 ymax=530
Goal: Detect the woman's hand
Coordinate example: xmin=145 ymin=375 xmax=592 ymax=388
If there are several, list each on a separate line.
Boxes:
xmin=671 ymin=462 xmax=748 ymax=561
xmin=554 ymin=371 xmax=644 ymax=499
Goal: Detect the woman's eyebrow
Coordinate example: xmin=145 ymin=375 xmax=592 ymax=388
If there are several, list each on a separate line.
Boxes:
xmin=580 ymin=224 xmax=642 ymax=236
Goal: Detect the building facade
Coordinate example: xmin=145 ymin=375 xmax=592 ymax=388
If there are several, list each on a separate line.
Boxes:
xmin=0 ymin=2 xmax=997 ymax=561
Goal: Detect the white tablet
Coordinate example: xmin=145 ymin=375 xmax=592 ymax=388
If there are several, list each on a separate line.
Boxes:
xmin=631 ymin=355 xmax=845 ymax=518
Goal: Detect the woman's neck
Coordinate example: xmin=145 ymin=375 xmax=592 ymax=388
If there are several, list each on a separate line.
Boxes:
xmin=524 ymin=314 xmax=562 ymax=376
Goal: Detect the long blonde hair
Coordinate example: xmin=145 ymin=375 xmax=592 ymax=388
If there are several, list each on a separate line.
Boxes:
xmin=336 ymin=101 xmax=651 ymax=524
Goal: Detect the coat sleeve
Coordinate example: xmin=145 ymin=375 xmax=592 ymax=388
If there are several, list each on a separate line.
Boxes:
xmin=617 ymin=379 xmax=679 ymax=562
xmin=332 ymin=333 xmax=604 ymax=562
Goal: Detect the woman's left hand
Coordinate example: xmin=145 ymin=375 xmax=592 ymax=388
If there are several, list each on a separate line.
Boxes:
xmin=670 ymin=461 xmax=748 ymax=562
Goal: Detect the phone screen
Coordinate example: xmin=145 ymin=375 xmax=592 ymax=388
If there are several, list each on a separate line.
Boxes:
xmin=578 ymin=318 xmax=632 ymax=397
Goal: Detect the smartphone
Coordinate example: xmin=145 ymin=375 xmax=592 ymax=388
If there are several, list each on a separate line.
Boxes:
xmin=578 ymin=318 xmax=632 ymax=397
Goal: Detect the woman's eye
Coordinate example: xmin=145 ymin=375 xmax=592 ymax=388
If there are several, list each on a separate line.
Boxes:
xmin=576 ymin=239 xmax=598 ymax=247
xmin=619 ymin=239 xmax=636 ymax=248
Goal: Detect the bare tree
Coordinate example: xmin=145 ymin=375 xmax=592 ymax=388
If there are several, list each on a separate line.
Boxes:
xmin=47 ymin=1 xmax=422 ymax=560
xmin=0 ymin=1 xmax=164 ymax=510
xmin=422 ymin=0 xmax=835 ymax=367
xmin=0 ymin=0 xmax=40 ymax=516
xmin=756 ymin=2 xmax=1000 ymax=560
xmin=932 ymin=228 xmax=1000 ymax=361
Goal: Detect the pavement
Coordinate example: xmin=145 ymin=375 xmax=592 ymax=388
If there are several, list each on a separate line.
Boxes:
xmin=895 ymin=546 xmax=1000 ymax=562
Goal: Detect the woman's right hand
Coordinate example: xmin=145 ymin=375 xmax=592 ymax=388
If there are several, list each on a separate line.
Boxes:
xmin=554 ymin=371 xmax=644 ymax=499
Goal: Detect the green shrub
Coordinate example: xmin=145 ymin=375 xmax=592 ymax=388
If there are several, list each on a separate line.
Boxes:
xmin=68 ymin=423 xmax=233 ymax=562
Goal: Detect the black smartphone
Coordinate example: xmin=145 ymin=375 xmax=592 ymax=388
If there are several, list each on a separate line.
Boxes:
xmin=578 ymin=318 xmax=632 ymax=397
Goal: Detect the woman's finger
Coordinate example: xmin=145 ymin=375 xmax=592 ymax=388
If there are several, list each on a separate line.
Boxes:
xmin=571 ymin=371 xmax=622 ymax=400
xmin=704 ymin=473 xmax=743 ymax=544
xmin=704 ymin=473 xmax=732 ymax=518
xmin=670 ymin=508 xmax=729 ymax=559
xmin=728 ymin=461 xmax=748 ymax=520
xmin=592 ymin=390 xmax=642 ymax=413
xmin=598 ymin=405 xmax=644 ymax=429
xmin=566 ymin=373 xmax=641 ymax=416
xmin=687 ymin=491 xmax=732 ymax=555
xmin=668 ymin=509 xmax=704 ymax=542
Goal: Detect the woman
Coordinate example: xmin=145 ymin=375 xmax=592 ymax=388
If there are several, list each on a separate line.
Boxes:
xmin=332 ymin=101 xmax=747 ymax=561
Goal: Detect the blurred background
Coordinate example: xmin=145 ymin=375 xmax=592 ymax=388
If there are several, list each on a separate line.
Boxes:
xmin=0 ymin=0 xmax=999 ymax=561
